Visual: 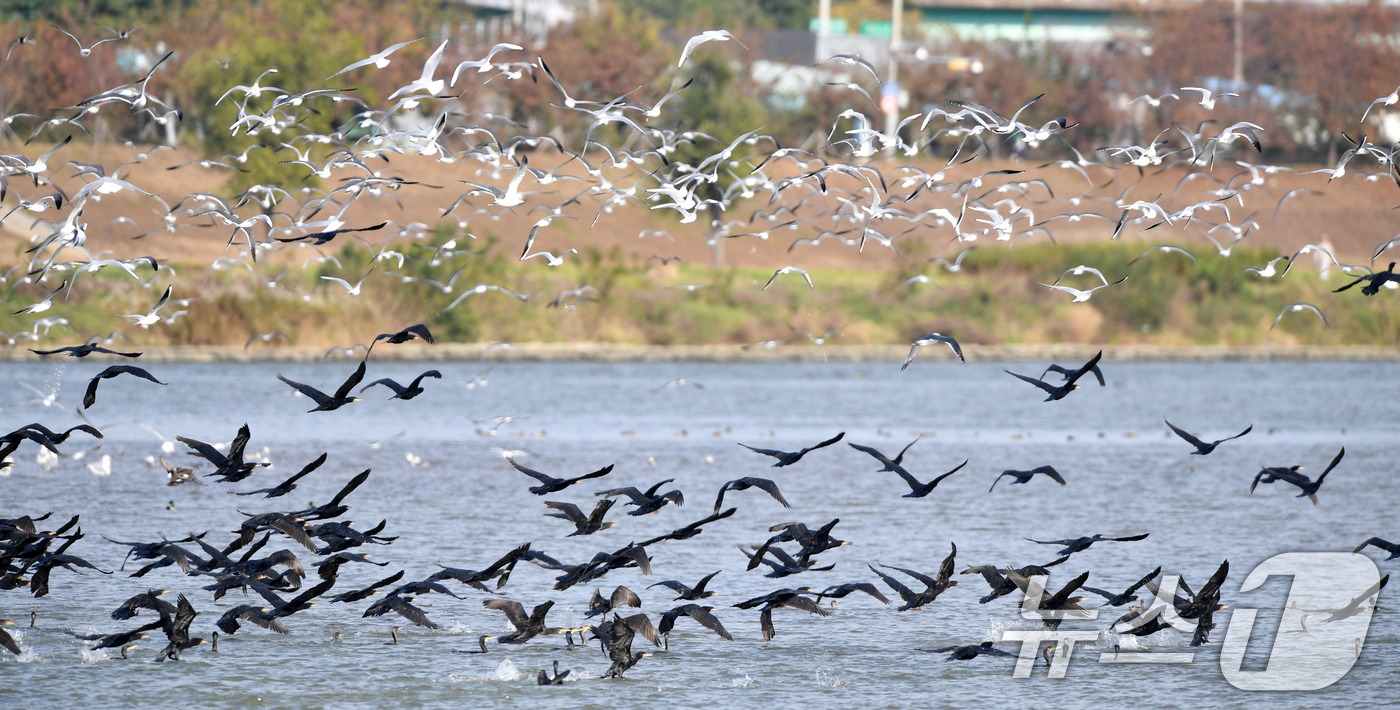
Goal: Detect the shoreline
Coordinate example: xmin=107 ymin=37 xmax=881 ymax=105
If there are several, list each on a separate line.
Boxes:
xmin=2 ymin=343 xmax=1398 ymax=363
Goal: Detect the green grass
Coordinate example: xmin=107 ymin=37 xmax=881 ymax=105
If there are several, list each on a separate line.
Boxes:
xmin=3 ymin=239 xmax=1396 ymax=348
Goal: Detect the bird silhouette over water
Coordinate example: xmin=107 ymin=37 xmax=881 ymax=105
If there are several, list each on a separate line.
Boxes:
xmin=738 ymin=432 xmax=844 ymax=467
xmin=990 ymin=465 xmax=1066 ymax=492
xmin=1005 ymin=351 xmax=1103 ymax=401
xmin=277 ymin=361 xmax=367 ymax=412
xmin=507 ymin=458 xmax=614 ymax=495
xmin=1165 ymin=419 xmax=1252 ymax=455
xmin=1251 ymin=447 xmax=1345 ymax=504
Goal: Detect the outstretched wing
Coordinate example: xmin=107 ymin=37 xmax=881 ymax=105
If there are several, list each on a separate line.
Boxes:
xmin=868 ymin=564 xmax=917 ymax=602
xmin=177 ymin=435 xmax=228 ymax=467
xmin=1062 ymin=351 xmax=1103 ymax=389
xmin=360 ymin=378 xmax=407 ymax=396
xmin=563 ymin=464 xmax=614 ymax=486
xmin=277 ymin=374 xmax=330 ymax=406
xmin=1005 ymin=370 xmax=1057 ymax=395
xmin=506 ymin=457 xmax=557 ymax=485
xmin=799 ymin=432 xmax=845 ymax=455
xmin=1164 ymin=419 xmax=1207 ymax=448
xmin=544 ymin=500 xmax=586 ymax=524
xmin=332 ymin=360 xmax=367 ymax=401
xmin=1031 ymin=465 xmax=1066 ymax=485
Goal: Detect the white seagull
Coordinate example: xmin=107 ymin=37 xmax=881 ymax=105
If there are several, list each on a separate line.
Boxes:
xmin=51 ymin=25 xmax=117 ymax=57
xmin=763 ymin=266 xmax=813 ymax=290
xmin=388 ymin=39 xmax=448 ymax=99
xmin=328 ymin=38 xmax=421 ymax=79
xmin=1181 ymin=87 xmax=1238 ymax=111
xmin=12 ymin=280 xmax=67 ymax=316
xmin=321 ymin=267 xmax=376 ymax=296
xmin=902 ymin=333 xmax=965 ymax=371
xmin=1040 ymin=275 xmax=1129 ymax=303
xmin=117 ymin=285 xmax=172 ymax=328
xmin=451 ymin=43 xmax=523 ymax=86
xmin=1271 ymin=302 xmax=1328 ymax=330
xmin=678 ymin=30 xmax=746 ymax=68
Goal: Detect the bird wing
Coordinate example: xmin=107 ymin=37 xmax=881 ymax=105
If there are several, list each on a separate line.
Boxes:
xmin=1109 ymin=533 xmax=1151 ymax=543
xmin=1195 ymin=561 xmax=1231 ymax=602
xmin=276 ymin=452 xmax=328 ymax=490
xmin=682 ymin=606 xmax=733 ymax=640
xmin=389 ymin=597 xmax=438 ymax=629
xmin=1005 ymin=370 xmax=1057 ymax=395
xmin=1024 ymin=536 xmax=1075 ymax=546
xmin=332 ymin=360 xmax=367 ymax=401
xmin=868 ymin=565 xmax=918 ymax=602
xmin=544 ymin=500 xmax=586 ymax=524
xmin=588 ymin=498 xmax=616 ymax=526
xmin=847 ymin=442 xmax=898 ymax=468
xmin=901 ymin=342 xmax=922 ymax=371
xmin=176 ymin=436 xmax=228 ymax=467
xmin=1165 ymin=419 xmax=1207 ymax=448
xmin=1123 ymin=566 xmax=1163 ymax=598
xmin=596 ymin=487 xmax=647 ymax=504
xmin=277 ymin=375 xmax=330 ymax=406
xmin=327 ymin=469 xmax=371 ymax=508
xmin=848 ymin=582 xmax=891 ymax=604
xmin=150 ymin=285 xmax=171 ymax=315
xmin=776 ymin=593 xmax=831 ymax=617
xmin=408 ymin=370 xmax=442 ymax=389
xmin=82 ymin=375 xmax=103 ymax=409
xmin=265 ymin=515 xmax=318 ymax=553
xmin=1063 ymin=350 xmax=1103 ymax=389
xmin=1032 ymin=465 xmax=1067 ymax=485
xmin=937 ymin=543 xmax=958 ymax=587
xmin=360 ymin=378 xmax=406 ymax=395
xmin=737 ymin=443 xmax=785 ymax=458
xmin=1045 ymin=571 xmax=1091 ymax=608
xmin=1354 ymin=538 xmax=1400 ymax=555
xmin=748 ymin=478 xmax=790 ymax=508
xmin=483 ymin=599 xmax=529 ymax=629
xmin=506 ymin=457 xmax=557 ymax=485
xmin=1343 ymin=574 xmax=1390 ymax=611
xmin=622 ymin=613 xmax=660 ymax=646
xmin=402 ymin=323 xmax=436 ymax=343
xmin=929 ymin=460 xmax=968 ymax=489
xmin=611 ymin=585 xmax=642 ymax=609
xmin=563 ymin=464 xmax=615 ymax=486
xmin=1309 ymin=447 xmax=1346 ymax=492
xmin=242 ymin=608 xmax=290 ymax=635
xmin=800 ymin=431 xmax=845 ymax=455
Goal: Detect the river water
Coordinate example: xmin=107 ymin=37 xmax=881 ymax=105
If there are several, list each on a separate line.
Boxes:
xmin=2 ymin=359 xmax=1396 ymax=709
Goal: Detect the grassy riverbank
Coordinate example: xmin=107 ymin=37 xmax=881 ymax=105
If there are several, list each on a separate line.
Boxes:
xmin=4 ymin=240 xmax=1396 ymax=350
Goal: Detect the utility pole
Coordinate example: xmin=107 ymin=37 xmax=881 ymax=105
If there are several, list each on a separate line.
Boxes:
xmin=818 ymin=0 xmax=831 ymax=62
xmin=884 ymin=0 xmax=904 ymax=150
xmin=1233 ymin=0 xmax=1244 ymax=86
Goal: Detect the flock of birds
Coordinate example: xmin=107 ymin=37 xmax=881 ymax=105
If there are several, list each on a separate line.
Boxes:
xmin=1 ymin=321 xmax=1393 ymax=681
xmin=0 ymin=20 xmax=1396 ymax=685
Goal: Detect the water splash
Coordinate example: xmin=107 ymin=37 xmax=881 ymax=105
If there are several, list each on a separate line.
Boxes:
xmin=814 ymin=669 xmax=846 ymax=688
xmin=79 ymin=648 xmax=110 ymax=663
xmin=493 ymin=658 xmax=523 ymax=681
xmin=729 ymin=673 xmax=756 ymax=687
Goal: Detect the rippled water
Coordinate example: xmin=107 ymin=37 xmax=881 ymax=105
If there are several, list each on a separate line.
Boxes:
xmin=2 ymin=359 xmax=1397 ymax=709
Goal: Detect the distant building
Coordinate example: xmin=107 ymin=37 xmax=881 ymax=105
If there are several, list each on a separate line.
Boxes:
xmin=912 ymin=0 xmax=1128 ymax=43
xmin=454 ymin=0 xmax=593 ymax=40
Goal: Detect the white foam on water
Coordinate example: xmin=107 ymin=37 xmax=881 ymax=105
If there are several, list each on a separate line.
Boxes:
xmin=814 ymin=668 xmax=846 ymax=688
xmin=493 ymin=658 xmax=523 ymax=681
